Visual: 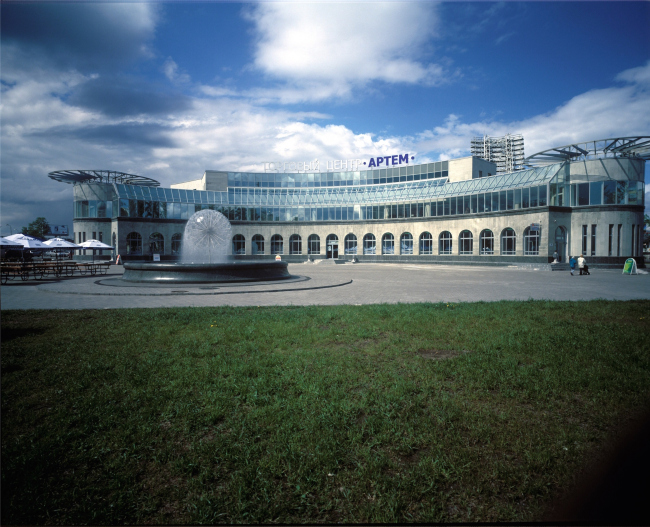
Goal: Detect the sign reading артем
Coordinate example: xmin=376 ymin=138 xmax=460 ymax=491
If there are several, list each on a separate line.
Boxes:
xmin=264 ymin=154 xmax=414 ymax=173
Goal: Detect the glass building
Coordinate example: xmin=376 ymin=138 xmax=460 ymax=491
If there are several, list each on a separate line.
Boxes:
xmin=51 ymin=137 xmax=648 ymax=265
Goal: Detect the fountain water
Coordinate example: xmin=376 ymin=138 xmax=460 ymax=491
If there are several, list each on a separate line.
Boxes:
xmin=121 ymin=210 xmax=290 ymax=283
xmin=181 ymin=209 xmax=232 ymax=264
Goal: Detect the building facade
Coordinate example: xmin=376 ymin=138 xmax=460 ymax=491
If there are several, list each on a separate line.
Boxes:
xmin=51 ymin=137 xmax=648 ymax=266
xmin=471 ymin=133 xmax=526 ymax=174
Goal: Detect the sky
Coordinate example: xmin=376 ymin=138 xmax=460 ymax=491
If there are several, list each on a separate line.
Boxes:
xmin=1 ymin=0 xmax=649 ymax=235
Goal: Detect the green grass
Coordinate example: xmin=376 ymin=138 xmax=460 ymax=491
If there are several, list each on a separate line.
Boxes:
xmin=2 ymin=301 xmax=649 ymax=523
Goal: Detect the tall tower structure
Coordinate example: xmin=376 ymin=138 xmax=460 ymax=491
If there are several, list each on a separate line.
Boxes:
xmin=471 ymin=133 xmax=525 ymax=174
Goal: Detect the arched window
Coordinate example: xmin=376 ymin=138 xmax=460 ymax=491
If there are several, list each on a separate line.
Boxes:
xmin=126 ymin=232 xmax=142 ymax=255
xmin=271 ymin=234 xmax=283 ymax=255
xmin=524 ymin=226 xmax=540 ymax=255
xmin=289 ymin=234 xmax=302 ymax=255
xmin=363 ymin=234 xmax=376 ymax=255
xmin=149 ymin=232 xmax=164 ymax=254
xmin=171 ymin=233 xmax=182 ymax=256
xmin=459 ymin=230 xmax=473 ymax=255
xmin=308 ymin=234 xmax=320 ymax=255
xmin=232 ymin=234 xmax=245 ymax=255
xmin=501 ymin=228 xmax=516 ymax=255
xmin=400 ymin=233 xmax=413 ymax=255
xmin=479 ymin=229 xmax=494 ymax=255
xmin=252 ymin=234 xmax=264 ymax=255
xmin=419 ymin=232 xmax=433 ymax=255
xmin=382 ymin=233 xmax=394 ymax=255
xmin=326 ymin=234 xmax=339 ymax=245
xmin=439 ymin=231 xmax=452 ymax=255
xmin=344 ymin=234 xmax=357 ymax=255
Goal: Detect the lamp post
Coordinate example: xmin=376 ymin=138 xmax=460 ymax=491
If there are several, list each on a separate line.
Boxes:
xmin=5 ymin=224 xmax=12 ymax=235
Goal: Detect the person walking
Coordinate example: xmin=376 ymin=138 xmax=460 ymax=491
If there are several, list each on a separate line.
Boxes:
xmin=578 ymin=254 xmax=587 ymax=275
xmin=553 ymin=250 xmax=559 ymax=263
xmin=569 ymin=255 xmax=576 ymax=276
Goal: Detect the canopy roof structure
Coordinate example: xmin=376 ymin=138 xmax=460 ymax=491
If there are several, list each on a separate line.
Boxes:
xmin=114 ymin=163 xmax=562 ymax=207
xmin=526 ymin=136 xmax=650 ymax=166
xmin=48 ymin=169 xmax=160 ymax=187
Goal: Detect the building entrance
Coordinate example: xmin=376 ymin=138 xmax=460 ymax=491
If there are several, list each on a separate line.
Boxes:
xmin=327 ymin=242 xmax=339 ymax=259
xmin=555 ymin=226 xmax=567 ymax=262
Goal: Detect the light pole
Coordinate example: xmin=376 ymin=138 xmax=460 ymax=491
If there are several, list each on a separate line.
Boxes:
xmin=5 ymin=224 xmax=13 ymax=235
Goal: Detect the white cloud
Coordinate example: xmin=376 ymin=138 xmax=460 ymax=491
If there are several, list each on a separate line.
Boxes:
xmin=615 ymin=59 xmax=650 ymax=86
xmin=242 ymin=1 xmax=446 ymax=102
xmin=162 ymin=57 xmax=191 ymax=84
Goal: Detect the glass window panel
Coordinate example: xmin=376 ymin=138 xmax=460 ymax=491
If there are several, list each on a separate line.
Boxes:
xmin=514 ymin=189 xmax=521 ymax=209
xmin=604 ymin=181 xmax=616 ymax=204
xmin=478 ymin=194 xmax=484 ymax=213
xmin=492 ymin=192 xmax=499 ymax=212
xmin=500 ymin=191 xmax=507 ymax=211
xmin=507 ymin=190 xmax=514 ymax=210
xmin=590 ymin=181 xmax=602 ymax=205
xmin=627 ymin=181 xmax=639 ymax=205
xmin=538 ymin=186 xmax=547 ymax=206
xmin=450 ymin=197 xmax=457 ymax=215
xmin=530 ymin=187 xmax=538 ymax=207
xmin=577 ymin=183 xmax=589 ymax=206
xmin=522 ymin=188 xmax=529 ymax=208
xmin=616 ymin=181 xmax=626 ymax=204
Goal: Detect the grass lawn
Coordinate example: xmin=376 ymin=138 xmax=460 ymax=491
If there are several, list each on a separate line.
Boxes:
xmin=2 ymin=300 xmax=649 ymax=523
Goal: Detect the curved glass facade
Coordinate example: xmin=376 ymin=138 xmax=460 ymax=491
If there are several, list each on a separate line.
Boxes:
xmin=72 ymin=160 xmax=645 ymax=221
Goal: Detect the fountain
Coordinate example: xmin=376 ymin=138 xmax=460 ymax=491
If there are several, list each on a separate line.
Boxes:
xmin=121 ymin=210 xmax=290 ymax=283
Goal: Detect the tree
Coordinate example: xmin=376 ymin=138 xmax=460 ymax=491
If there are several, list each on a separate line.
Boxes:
xmin=22 ymin=217 xmax=50 ymax=238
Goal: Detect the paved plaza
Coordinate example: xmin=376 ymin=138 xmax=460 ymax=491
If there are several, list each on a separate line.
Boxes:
xmin=2 ymin=262 xmax=649 ymax=310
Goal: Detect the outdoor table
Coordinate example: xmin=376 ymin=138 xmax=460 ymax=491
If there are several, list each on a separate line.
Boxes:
xmin=1 ymin=262 xmax=30 ymax=283
xmin=76 ymin=262 xmax=111 ymax=276
xmin=1 ymin=261 xmax=111 ymax=282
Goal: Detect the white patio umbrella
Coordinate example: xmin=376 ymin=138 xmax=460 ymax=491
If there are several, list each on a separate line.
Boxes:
xmin=10 ymin=235 xmax=50 ymax=261
xmin=1 ymin=236 xmax=25 ymax=248
xmin=13 ymin=236 xmax=50 ymax=249
xmin=44 ymin=237 xmax=81 ymax=261
xmin=5 ymin=233 xmax=36 ymax=241
xmin=78 ymin=239 xmax=114 ymax=262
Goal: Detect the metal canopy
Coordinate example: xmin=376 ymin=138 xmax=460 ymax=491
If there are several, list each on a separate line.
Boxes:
xmin=49 ymin=169 xmax=160 ymax=187
xmin=526 ymin=136 xmax=650 ymax=166
xmin=114 ymin=163 xmax=562 ymax=207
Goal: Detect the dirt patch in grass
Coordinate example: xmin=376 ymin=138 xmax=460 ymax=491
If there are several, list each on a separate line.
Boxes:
xmin=419 ymin=348 xmax=473 ymax=360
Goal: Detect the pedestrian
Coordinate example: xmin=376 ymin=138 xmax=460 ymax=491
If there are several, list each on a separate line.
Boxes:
xmin=553 ymin=250 xmax=559 ymax=263
xmin=577 ymin=254 xmax=587 ymax=275
xmin=569 ymin=255 xmax=576 ymax=275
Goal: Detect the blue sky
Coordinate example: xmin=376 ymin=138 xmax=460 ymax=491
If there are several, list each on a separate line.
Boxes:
xmin=1 ymin=1 xmax=649 ymax=233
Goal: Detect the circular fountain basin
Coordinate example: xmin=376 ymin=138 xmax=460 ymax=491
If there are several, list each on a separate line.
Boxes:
xmin=122 ymin=261 xmax=291 ymax=283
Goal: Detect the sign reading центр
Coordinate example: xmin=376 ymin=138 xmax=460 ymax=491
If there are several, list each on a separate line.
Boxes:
xmin=264 ymin=154 xmax=414 ymax=173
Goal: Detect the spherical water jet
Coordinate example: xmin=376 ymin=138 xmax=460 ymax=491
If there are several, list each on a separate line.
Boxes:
xmin=181 ymin=209 xmax=232 ymax=264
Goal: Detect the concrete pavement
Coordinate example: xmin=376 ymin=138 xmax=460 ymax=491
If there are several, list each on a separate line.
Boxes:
xmin=2 ymin=262 xmax=649 ymax=310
